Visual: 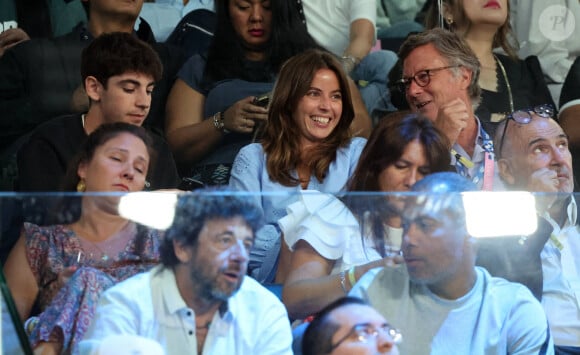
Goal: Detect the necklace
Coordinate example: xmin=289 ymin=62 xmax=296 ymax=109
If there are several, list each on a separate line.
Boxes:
xmin=82 ymin=239 xmax=110 ymax=261
xmin=75 ymin=221 xmax=134 ymax=263
xmin=494 ymin=55 xmax=514 ymax=112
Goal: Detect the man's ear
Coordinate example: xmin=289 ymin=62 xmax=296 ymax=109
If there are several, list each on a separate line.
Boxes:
xmin=173 ymin=240 xmax=193 ymax=264
xmin=497 ymin=158 xmax=515 ymax=185
xmin=85 ymin=76 xmax=103 ymax=103
xmin=459 ymin=67 xmax=472 ymax=90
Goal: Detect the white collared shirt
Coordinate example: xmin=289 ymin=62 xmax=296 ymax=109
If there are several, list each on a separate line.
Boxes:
xmin=78 ymin=265 xmax=292 ymax=355
xmin=541 ymin=197 xmax=580 ymax=346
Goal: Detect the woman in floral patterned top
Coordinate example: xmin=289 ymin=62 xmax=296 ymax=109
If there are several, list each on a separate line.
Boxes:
xmin=4 ymin=123 xmax=163 ymax=354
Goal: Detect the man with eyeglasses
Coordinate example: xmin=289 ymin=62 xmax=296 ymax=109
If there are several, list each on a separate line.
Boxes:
xmin=350 ymin=172 xmax=553 ymax=354
xmin=495 ymin=106 xmax=580 ymax=354
xmin=302 ymin=297 xmax=400 ymax=355
xmin=397 ymin=28 xmax=500 ymax=191
xmin=78 ymin=190 xmax=293 ymax=355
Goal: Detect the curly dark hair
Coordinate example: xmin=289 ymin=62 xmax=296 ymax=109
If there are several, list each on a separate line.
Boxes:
xmin=81 ymin=32 xmax=163 ymax=89
xmin=160 ymin=187 xmax=264 ymax=267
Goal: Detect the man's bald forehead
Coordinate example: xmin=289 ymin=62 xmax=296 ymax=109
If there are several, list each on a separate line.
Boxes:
xmin=501 ymin=114 xmax=564 ymax=157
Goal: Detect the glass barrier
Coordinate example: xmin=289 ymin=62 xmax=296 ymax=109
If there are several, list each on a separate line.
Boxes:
xmin=0 ymin=190 xmax=575 ymax=354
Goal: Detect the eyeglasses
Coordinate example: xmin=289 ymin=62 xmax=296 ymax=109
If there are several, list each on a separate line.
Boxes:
xmin=396 ymin=65 xmax=460 ymax=92
xmin=497 ymin=104 xmax=555 ymax=158
xmin=328 ymin=323 xmax=402 ymax=352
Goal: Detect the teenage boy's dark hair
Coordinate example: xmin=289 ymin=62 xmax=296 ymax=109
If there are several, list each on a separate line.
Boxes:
xmin=81 ymin=32 xmax=163 ymax=88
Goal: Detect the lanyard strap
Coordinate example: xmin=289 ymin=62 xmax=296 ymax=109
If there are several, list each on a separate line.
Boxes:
xmin=453 ymin=126 xmax=495 ymax=190
xmin=550 ymin=233 xmax=564 ymax=251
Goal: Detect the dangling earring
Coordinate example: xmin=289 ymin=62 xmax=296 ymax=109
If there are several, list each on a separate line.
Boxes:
xmin=77 ymin=179 xmax=86 ymax=192
xmin=446 ymin=17 xmax=454 ymax=25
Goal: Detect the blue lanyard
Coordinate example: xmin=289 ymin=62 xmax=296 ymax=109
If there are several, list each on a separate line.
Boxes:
xmin=453 ymin=126 xmax=495 ymax=190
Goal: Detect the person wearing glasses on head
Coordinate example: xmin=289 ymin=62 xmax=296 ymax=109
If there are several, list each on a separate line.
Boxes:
xmin=301 ymin=297 xmax=400 ymax=355
xmin=493 ymin=104 xmax=580 ymax=354
xmin=397 ymin=28 xmax=502 ymax=191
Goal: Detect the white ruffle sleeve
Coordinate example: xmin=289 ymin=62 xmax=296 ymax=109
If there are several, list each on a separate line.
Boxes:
xmin=279 ymin=191 xmax=361 ymax=262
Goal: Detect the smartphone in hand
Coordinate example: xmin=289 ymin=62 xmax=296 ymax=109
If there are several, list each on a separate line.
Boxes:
xmin=252 ymin=93 xmax=270 ymax=108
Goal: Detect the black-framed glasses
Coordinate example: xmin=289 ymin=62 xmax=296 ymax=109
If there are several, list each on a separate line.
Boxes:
xmin=497 ymin=104 xmax=555 ymax=158
xmin=328 ymin=322 xmax=402 ymax=352
xmin=396 ymin=65 xmax=460 ymax=92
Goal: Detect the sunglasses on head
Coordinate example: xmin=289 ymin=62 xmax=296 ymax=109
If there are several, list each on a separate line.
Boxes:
xmin=497 ymin=104 xmax=555 ymax=158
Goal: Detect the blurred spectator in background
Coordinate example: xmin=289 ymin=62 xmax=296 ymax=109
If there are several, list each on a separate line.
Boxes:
xmin=510 ymin=0 xmax=580 ymax=106
xmin=301 ymin=0 xmax=398 ymax=123
xmin=0 ymin=0 xmax=86 ymax=57
xmin=376 ymin=0 xmax=425 ymax=45
xmin=139 ymin=0 xmax=215 ymax=42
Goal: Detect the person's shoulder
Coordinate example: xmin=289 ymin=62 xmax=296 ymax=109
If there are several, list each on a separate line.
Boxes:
xmin=227 ymin=277 xmax=288 ymax=320
xmin=181 ymin=54 xmax=207 ymax=71
xmin=22 ymin=221 xmax=42 ymax=234
xmin=105 ymin=268 xmax=154 ymax=298
xmin=478 ymin=267 xmax=539 ymax=302
xmin=239 ymin=276 xmax=278 ymax=297
xmin=177 ymin=54 xmax=208 ymax=86
xmin=234 ymin=276 xmax=286 ymax=310
xmin=349 ymin=136 xmax=368 ymax=147
xmin=239 ymin=143 xmax=264 ymax=155
xmin=338 ymin=137 xmax=367 ymax=156
xmin=339 ymin=136 xmax=367 ymax=150
xmin=495 ymin=53 xmax=524 ymax=69
xmin=31 ymin=114 xmax=80 ymax=135
xmin=148 ymin=129 xmax=171 ymax=149
xmin=22 ymin=222 xmax=69 ymax=245
xmin=23 ymin=114 xmax=83 ymax=151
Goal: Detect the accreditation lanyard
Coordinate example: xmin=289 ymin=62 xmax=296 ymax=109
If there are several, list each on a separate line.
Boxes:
xmin=451 ymin=126 xmax=495 ymax=191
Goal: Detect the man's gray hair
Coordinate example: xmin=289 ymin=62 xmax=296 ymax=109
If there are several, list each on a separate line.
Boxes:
xmin=399 ymin=28 xmax=482 ymax=108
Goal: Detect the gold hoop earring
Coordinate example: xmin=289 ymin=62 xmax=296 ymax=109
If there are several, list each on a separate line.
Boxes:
xmin=77 ymin=179 xmax=86 ymax=192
